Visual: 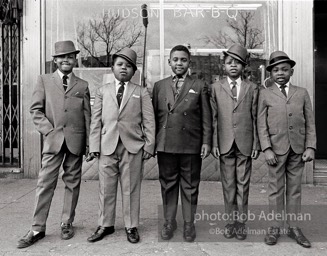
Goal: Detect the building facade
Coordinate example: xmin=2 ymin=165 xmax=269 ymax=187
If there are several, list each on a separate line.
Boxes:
xmin=1 ymin=0 xmax=324 ymax=184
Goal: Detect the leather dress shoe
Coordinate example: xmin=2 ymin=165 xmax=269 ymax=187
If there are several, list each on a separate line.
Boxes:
xmin=224 ymin=223 xmax=235 ymax=239
xmin=87 ymin=226 xmax=115 ymax=242
xmin=125 ymin=227 xmax=140 ymax=243
xmin=264 ymin=226 xmax=280 ymax=245
xmin=61 ymin=223 xmax=74 ymax=240
xmin=183 ymin=222 xmax=196 ymax=242
xmin=288 ymin=227 xmax=311 ymax=248
xmin=161 ymin=220 xmax=177 ymax=240
xmin=235 ymin=222 xmax=247 ymax=240
xmin=17 ymin=230 xmax=45 ymax=248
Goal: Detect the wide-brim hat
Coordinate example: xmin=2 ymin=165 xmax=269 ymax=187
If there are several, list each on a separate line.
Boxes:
xmin=266 ymin=51 xmax=296 ymax=72
xmin=52 ymin=40 xmax=80 ymax=57
xmin=112 ymin=48 xmax=137 ymax=71
xmin=223 ymin=44 xmax=248 ymax=65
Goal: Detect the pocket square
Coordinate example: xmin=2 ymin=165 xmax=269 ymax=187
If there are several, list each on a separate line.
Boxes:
xmin=189 ymin=89 xmax=198 ymax=94
xmin=132 ymin=94 xmax=140 ymax=98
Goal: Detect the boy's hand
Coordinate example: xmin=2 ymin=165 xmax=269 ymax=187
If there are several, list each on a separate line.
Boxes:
xmin=142 ymin=150 xmax=152 ymax=160
xmin=211 ymin=146 xmax=220 ymax=159
xmin=264 ymin=148 xmax=278 ymax=166
xmin=302 ymin=148 xmax=315 ymax=162
xmin=85 ymin=152 xmax=100 ymax=162
xmin=201 ymin=144 xmax=211 ymax=159
xmin=251 ymin=150 xmax=259 ymax=159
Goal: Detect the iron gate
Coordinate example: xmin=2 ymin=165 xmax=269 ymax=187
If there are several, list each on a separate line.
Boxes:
xmin=0 ymin=0 xmax=22 ymax=167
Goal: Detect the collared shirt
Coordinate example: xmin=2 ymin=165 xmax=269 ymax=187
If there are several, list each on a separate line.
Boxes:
xmin=275 ymin=82 xmax=290 ymax=96
xmin=227 ymin=77 xmax=242 ymax=100
xmin=172 ymin=73 xmax=186 ymax=93
xmin=57 ymin=70 xmax=72 ymax=85
xmin=115 ymin=78 xmax=129 ymax=96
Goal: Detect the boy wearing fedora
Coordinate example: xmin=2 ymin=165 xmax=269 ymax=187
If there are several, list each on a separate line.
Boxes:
xmin=152 ymin=45 xmax=212 ymax=242
xmin=258 ymin=51 xmax=316 ymax=248
xmin=86 ymin=48 xmax=155 ymax=244
xmin=210 ymin=44 xmax=260 ymax=240
xmin=17 ymin=40 xmax=91 ymax=248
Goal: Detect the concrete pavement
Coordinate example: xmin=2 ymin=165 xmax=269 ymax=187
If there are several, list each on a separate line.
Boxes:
xmin=0 ymin=178 xmax=327 ymax=256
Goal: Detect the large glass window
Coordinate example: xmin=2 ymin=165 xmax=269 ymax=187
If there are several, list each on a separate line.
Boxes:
xmin=45 ymin=0 xmax=278 ymax=94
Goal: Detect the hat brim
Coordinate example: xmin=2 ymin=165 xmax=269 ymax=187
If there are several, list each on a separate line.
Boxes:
xmin=113 ymin=53 xmax=137 ymax=71
xmin=266 ymin=59 xmax=296 ymax=72
xmin=52 ymin=50 xmax=80 ymax=57
xmin=223 ymin=51 xmax=247 ymax=65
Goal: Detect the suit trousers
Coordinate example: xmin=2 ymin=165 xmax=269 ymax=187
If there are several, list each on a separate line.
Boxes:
xmin=157 ymin=152 xmax=201 ymax=223
xmin=220 ymin=142 xmax=252 ymax=224
xmin=268 ymin=148 xmax=304 ymax=227
xmin=32 ymin=141 xmax=82 ymax=232
xmin=98 ymin=140 xmax=143 ymax=228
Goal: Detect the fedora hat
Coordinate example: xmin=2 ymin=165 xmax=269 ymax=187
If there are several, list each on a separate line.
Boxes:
xmin=266 ymin=51 xmax=296 ymax=72
xmin=223 ymin=44 xmax=248 ymax=65
xmin=52 ymin=40 xmax=80 ymax=57
xmin=112 ymin=48 xmax=137 ymax=71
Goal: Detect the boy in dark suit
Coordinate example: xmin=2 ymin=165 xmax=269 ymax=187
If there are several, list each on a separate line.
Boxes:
xmin=210 ymin=44 xmax=260 ymax=240
xmin=152 ymin=45 xmax=212 ymax=242
xmin=17 ymin=40 xmax=91 ymax=248
xmin=258 ymin=51 xmax=316 ymax=248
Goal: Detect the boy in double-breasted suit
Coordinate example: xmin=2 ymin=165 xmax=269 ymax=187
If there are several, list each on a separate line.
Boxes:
xmin=87 ymin=48 xmax=155 ymax=244
xmin=258 ymin=51 xmax=316 ymax=248
xmin=18 ymin=40 xmax=91 ymax=248
xmin=210 ymin=44 xmax=260 ymax=240
xmin=152 ymin=45 xmax=212 ymax=242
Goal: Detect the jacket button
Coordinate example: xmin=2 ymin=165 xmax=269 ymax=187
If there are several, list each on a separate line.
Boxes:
xmin=185 ymin=99 xmax=188 ymax=102
xmin=182 ymin=127 xmax=186 ymax=130
xmin=163 ymin=126 xmax=166 ymax=128
xmin=184 ymin=112 xmax=187 ymax=115
xmin=289 ymin=126 xmax=293 ymax=130
xmin=233 ymin=110 xmax=236 ymax=113
xmin=63 ymin=125 xmax=66 ymax=128
xmin=64 ymin=109 xmax=67 ymax=112
xmin=289 ymin=113 xmax=292 ymax=116
xmin=169 ymin=112 xmax=172 ymax=115
xmin=233 ymin=124 xmax=236 ymax=128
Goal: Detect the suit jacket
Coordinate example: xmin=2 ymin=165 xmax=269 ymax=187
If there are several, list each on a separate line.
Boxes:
xmin=257 ymin=83 xmax=316 ymax=155
xmin=210 ymin=78 xmax=260 ymax=156
xmin=152 ymin=75 xmax=212 ymax=154
xmin=89 ymin=81 xmax=155 ymax=156
xmin=30 ymin=70 xmax=91 ymax=156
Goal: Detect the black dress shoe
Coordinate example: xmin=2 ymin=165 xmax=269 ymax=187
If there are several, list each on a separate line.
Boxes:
xmin=87 ymin=226 xmax=115 ymax=242
xmin=224 ymin=223 xmax=235 ymax=239
xmin=61 ymin=223 xmax=74 ymax=240
xmin=17 ymin=230 xmax=45 ymax=248
xmin=288 ymin=227 xmax=311 ymax=248
xmin=161 ymin=220 xmax=177 ymax=240
xmin=235 ymin=222 xmax=247 ymax=240
xmin=264 ymin=226 xmax=280 ymax=245
xmin=125 ymin=227 xmax=140 ymax=243
xmin=183 ymin=222 xmax=196 ymax=242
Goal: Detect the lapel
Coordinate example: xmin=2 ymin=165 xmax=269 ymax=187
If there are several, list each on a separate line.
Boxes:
xmin=165 ymin=77 xmax=175 ymax=109
xmin=235 ymin=80 xmax=250 ymax=109
xmin=287 ymin=83 xmax=297 ymax=101
xmin=52 ymin=70 xmax=65 ymax=93
xmin=221 ymin=78 xmax=234 ymax=101
xmin=119 ymin=82 xmax=137 ymax=113
xmin=269 ymin=83 xmax=287 ymax=100
xmin=65 ymin=73 xmax=78 ymax=93
xmin=107 ymin=82 xmax=118 ymax=107
xmin=171 ymin=75 xmax=194 ymax=110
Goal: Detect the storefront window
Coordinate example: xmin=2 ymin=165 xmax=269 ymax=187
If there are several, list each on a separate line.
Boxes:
xmin=45 ymin=0 xmax=278 ymax=95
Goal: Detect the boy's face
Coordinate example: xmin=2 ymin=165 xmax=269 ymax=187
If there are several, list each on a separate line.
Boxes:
xmin=112 ymin=56 xmax=135 ymax=82
xmin=54 ymin=54 xmax=77 ymax=74
xmin=270 ymin=62 xmax=293 ymax=85
xmin=168 ymin=50 xmax=190 ymax=76
xmin=224 ymin=55 xmax=244 ymax=79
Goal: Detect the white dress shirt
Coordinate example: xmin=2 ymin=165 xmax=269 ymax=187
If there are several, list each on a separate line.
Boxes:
xmin=227 ymin=77 xmax=242 ymax=100
xmin=275 ymin=82 xmax=290 ymax=96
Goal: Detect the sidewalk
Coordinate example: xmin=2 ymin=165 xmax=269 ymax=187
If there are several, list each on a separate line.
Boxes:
xmin=0 ymin=178 xmax=326 ymax=256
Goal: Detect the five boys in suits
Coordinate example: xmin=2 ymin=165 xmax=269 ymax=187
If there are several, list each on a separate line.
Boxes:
xmin=210 ymin=44 xmax=260 ymax=240
xmin=17 ymin=40 xmax=91 ymax=248
xmin=152 ymin=45 xmax=212 ymax=242
xmin=87 ymin=48 xmax=155 ymax=244
xmin=258 ymin=51 xmax=316 ymax=248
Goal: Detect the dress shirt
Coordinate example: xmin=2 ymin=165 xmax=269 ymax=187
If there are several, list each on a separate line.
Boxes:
xmin=227 ymin=77 xmax=242 ymax=100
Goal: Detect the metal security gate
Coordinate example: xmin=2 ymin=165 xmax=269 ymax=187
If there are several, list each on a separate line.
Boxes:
xmin=0 ymin=0 xmax=22 ymax=167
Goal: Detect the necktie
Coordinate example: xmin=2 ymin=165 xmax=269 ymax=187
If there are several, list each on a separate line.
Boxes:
xmin=280 ymin=85 xmax=287 ymax=97
xmin=174 ymin=75 xmax=183 ymax=99
xmin=63 ymin=75 xmax=68 ymax=91
xmin=117 ymin=82 xmax=125 ymax=107
xmin=231 ymin=81 xmax=237 ymax=101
